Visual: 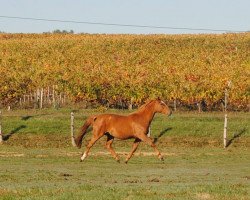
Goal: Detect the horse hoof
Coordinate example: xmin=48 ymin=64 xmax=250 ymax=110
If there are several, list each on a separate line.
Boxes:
xmin=125 ymin=160 xmax=128 ymax=164
xmin=116 ymin=159 xmax=120 ymax=163
xmin=158 ymin=155 xmax=164 ymax=161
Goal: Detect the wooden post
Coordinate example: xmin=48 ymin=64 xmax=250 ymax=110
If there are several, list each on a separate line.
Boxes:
xmin=37 ymin=89 xmax=39 ymax=108
xmin=19 ymin=98 xmax=22 ymax=107
xmin=128 ymin=98 xmax=133 ymax=110
xmin=197 ymin=102 xmax=201 ymax=113
xmin=40 ymin=88 xmax=43 ymax=109
xmin=71 ymin=112 xmax=76 ymax=147
xmin=47 ymin=86 xmax=50 ymax=105
xmin=63 ymin=94 xmax=66 ymax=105
xmin=174 ymin=99 xmax=177 ymax=112
xmin=35 ymin=89 xmax=40 ymax=109
xmin=224 ymin=88 xmax=228 ymax=112
xmin=223 ymin=88 xmax=228 ymax=148
xmin=223 ymin=81 xmax=231 ymax=148
xmin=223 ymin=114 xmax=227 ymax=148
xmin=0 ymin=110 xmax=3 ymax=143
xmin=52 ymin=85 xmax=56 ymax=108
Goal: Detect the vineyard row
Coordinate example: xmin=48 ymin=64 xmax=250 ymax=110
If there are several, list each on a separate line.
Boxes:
xmin=0 ymin=33 xmax=249 ymax=111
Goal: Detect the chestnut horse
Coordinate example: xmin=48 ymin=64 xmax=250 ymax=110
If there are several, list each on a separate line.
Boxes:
xmin=75 ymin=99 xmax=172 ymax=163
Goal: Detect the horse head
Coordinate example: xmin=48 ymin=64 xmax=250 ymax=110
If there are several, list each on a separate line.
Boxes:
xmin=153 ymin=98 xmax=172 ymax=116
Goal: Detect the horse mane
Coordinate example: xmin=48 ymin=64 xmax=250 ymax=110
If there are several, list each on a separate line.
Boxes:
xmin=134 ymin=100 xmax=155 ymax=113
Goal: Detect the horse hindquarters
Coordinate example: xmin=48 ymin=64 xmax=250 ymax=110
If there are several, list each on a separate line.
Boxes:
xmin=80 ymin=116 xmax=107 ymax=162
xmin=75 ymin=116 xmax=96 ymax=148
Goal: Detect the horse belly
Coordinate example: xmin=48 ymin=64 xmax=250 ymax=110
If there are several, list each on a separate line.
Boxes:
xmin=107 ymin=122 xmax=134 ymax=140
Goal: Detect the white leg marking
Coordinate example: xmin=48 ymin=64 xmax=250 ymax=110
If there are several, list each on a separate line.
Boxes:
xmin=80 ymin=152 xmax=87 ymax=161
xmin=147 ymin=127 xmax=151 ymax=137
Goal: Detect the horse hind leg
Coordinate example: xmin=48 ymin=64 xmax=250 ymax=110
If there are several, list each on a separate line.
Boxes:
xmin=80 ymin=130 xmax=104 ymax=162
xmin=105 ymin=134 xmax=120 ymax=162
xmin=125 ymin=138 xmax=141 ymax=164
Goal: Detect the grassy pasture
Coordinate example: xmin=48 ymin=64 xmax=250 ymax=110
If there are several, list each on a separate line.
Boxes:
xmin=0 ymin=109 xmax=249 ymax=199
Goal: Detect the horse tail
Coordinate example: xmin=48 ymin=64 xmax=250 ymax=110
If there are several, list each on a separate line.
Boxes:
xmin=75 ymin=116 xmax=96 ymax=148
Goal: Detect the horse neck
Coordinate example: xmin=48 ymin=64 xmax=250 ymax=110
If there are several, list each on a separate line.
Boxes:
xmin=136 ymin=103 xmax=156 ymax=125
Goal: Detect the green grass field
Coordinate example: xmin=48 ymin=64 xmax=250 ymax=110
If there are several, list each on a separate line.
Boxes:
xmin=0 ymin=109 xmax=249 ymax=199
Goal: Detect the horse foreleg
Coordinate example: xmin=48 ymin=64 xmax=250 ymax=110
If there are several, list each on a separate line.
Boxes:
xmin=138 ymin=134 xmax=164 ymax=161
xmin=80 ymin=135 xmax=102 ymax=162
xmin=125 ymin=138 xmax=141 ymax=163
xmin=106 ymin=135 xmax=120 ymax=162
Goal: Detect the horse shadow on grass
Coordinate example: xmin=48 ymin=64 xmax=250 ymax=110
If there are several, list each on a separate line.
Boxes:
xmin=21 ymin=113 xmax=50 ymax=121
xmin=3 ymin=125 xmax=27 ymax=141
xmin=225 ymin=128 xmax=247 ymax=148
xmin=153 ymin=127 xmax=172 ymax=144
xmin=21 ymin=115 xmax=33 ymax=121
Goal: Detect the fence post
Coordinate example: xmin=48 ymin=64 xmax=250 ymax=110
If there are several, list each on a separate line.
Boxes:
xmin=128 ymin=98 xmax=133 ymax=110
xmin=223 ymin=81 xmax=231 ymax=148
xmin=197 ymin=102 xmax=201 ymax=113
xmin=0 ymin=110 xmax=3 ymax=143
xmin=173 ymin=99 xmax=177 ymax=112
xmin=52 ymin=85 xmax=56 ymax=108
xmin=223 ymin=88 xmax=228 ymax=148
xmin=71 ymin=112 xmax=76 ymax=147
xmin=224 ymin=88 xmax=228 ymax=112
xmin=40 ymin=88 xmax=43 ymax=109
xmin=223 ymin=114 xmax=227 ymax=148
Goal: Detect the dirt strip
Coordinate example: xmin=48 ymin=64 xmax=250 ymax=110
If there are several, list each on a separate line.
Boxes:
xmin=0 ymin=152 xmax=25 ymax=157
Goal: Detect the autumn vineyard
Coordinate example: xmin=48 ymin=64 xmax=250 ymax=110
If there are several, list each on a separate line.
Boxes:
xmin=0 ymin=33 xmax=249 ymax=110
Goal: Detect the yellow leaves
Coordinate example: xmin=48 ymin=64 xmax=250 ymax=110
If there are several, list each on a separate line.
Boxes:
xmin=0 ymin=33 xmax=249 ymax=108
